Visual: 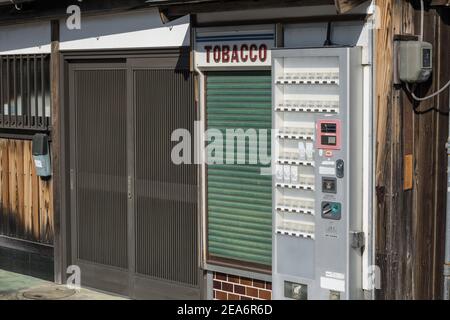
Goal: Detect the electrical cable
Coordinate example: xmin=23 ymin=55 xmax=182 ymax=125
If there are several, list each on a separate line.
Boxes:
xmin=406 ymin=83 xmax=450 ymax=115
xmin=324 ymin=22 xmax=334 ymax=46
xmin=406 ymin=81 xmax=450 ymax=101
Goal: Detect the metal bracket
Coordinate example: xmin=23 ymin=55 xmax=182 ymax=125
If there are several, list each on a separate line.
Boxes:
xmin=351 ymin=231 xmax=365 ymax=249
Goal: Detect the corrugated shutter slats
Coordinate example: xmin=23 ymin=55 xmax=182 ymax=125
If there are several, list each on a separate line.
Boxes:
xmin=207 ymin=71 xmax=272 ymax=267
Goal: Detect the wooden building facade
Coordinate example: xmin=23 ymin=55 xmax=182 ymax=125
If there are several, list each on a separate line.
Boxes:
xmin=0 ymin=0 xmax=448 ymax=300
xmin=375 ymin=0 xmax=450 ymax=299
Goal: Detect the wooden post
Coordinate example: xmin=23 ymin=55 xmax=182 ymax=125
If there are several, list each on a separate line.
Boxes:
xmin=50 ymin=19 xmax=62 ymax=284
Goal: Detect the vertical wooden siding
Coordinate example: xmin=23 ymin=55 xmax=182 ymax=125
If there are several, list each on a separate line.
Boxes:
xmin=0 ymin=138 xmax=53 ymax=244
xmin=376 ymin=0 xmax=449 ymax=299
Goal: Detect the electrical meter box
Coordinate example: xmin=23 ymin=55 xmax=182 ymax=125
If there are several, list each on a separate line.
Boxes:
xmin=32 ymin=133 xmax=51 ymax=178
xmin=272 ymin=47 xmax=364 ymax=300
xmin=398 ymin=41 xmax=432 ymax=83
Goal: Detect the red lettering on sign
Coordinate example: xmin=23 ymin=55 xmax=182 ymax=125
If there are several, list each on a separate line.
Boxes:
xmin=222 ymin=45 xmax=230 ymax=63
xmin=231 ymin=45 xmax=239 ymax=63
xmin=259 ymin=44 xmax=267 ymax=62
xmin=241 ymin=44 xmax=249 ymax=62
xmin=249 ymin=44 xmax=258 ymax=62
xmin=204 ymin=43 xmax=269 ymax=64
xmin=205 ymin=45 xmax=212 ymax=63
xmin=213 ymin=46 xmax=221 ymax=63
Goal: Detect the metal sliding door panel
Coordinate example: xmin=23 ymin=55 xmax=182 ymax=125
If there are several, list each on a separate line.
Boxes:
xmin=134 ymin=69 xmax=198 ymax=287
xmin=73 ymin=68 xmax=128 ymax=269
xmin=67 ymin=51 xmax=199 ymax=299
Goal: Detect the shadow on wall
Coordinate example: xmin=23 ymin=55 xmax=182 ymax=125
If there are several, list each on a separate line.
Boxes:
xmin=0 ymin=139 xmax=53 ymax=245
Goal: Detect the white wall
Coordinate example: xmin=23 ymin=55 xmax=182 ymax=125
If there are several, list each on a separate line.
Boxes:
xmin=0 ymin=21 xmax=51 ymax=55
xmin=284 ymin=21 xmax=369 ymax=48
xmin=59 ymin=9 xmax=190 ymax=51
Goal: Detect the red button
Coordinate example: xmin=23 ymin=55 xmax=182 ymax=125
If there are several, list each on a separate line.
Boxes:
xmin=325 ymin=150 xmax=333 ymax=157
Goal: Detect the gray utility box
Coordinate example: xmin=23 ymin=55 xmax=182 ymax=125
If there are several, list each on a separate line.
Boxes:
xmin=272 ymin=47 xmax=364 ymax=300
xmin=398 ymin=41 xmax=432 ymax=83
xmin=32 ymin=133 xmax=52 ymax=177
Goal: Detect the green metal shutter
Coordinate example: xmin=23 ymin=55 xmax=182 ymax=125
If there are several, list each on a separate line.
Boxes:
xmin=206 ymin=71 xmax=272 ymax=267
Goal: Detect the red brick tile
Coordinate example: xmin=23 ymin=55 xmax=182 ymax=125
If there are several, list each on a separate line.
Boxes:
xmin=228 ymin=293 xmax=240 ymax=300
xmin=240 ymin=277 xmax=253 ymax=286
xmin=222 ymin=282 xmax=233 ymax=292
xmin=246 ymin=287 xmax=259 ymax=298
xmin=215 ymin=290 xmax=227 ymax=300
xmin=213 ymin=291 xmax=216 ymax=299
xmin=215 ymin=272 xmax=227 ymax=281
xmin=234 ymin=284 xmax=245 ymax=295
xmin=240 ymin=296 xmax=252 ymax=300
xmin=228 ymin=275 xmax=240 ymax=284
xmin=213 ymin=280 xmax=222 ymax=290
xmin=259 ymin=289 xmax=272 ymax=300
xmin=253 ymin=279 xmax=265 ymax=289
xmin=266 ymin=282 xmax=272 ymax=290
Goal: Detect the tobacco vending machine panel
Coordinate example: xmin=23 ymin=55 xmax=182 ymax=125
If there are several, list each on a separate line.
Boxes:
xmin=272 ymin=47 xmax=364 ymax=300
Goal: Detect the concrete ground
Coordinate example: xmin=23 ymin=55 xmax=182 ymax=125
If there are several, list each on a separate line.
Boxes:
xmin=0 ymin=269 xmax=127 ymax=300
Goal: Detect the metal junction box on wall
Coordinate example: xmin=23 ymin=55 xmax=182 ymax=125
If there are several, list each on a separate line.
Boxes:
xmin=272 ymin=47 xmax=364 ymax=300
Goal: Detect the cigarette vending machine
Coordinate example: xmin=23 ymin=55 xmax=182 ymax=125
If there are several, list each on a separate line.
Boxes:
xmin=272 ymin=47 xmax=364 ymax=300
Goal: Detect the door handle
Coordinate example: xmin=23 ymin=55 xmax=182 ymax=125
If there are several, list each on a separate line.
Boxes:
xmin=127 ymin=176 xmax=133 ymax=199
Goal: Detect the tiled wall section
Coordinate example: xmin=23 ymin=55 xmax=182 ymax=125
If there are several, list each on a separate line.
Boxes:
xmin=213 ymin=272 xmax=272 ymax=300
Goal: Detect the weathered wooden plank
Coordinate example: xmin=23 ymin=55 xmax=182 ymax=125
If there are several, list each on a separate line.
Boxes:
xmin=400 ymin=1 xmax=415 ymax=300
xmin=8 ymin=139 xmax=18 ymax=237
xmin=48 ymin=179 xmax=54 ymax=244
xmin=16 ymin=140 xmax=24 ymax=238
xmin=430 ymin=7 xmax=450 ymax=299
xmin=411 ymin=7 xmax=439 ymax=300
xmin=334 ymin=0 xmax=367 ymax=13
xmin=23 ymin=140 xmax=33 ymax=239
xmin=0 ymin=139 xmax=10 ymax=236
xmin=0 ymin=139 xmax=4 ymax=235
xmin=375 ymin=0 xmax=393 ymax=298
xmin=375 ymin=0 xmax=415 ymax=300
xmin=31 ymin=151 xmax=40 ymax=241
xmin=39 ymin=178 xmax=53 ymax=244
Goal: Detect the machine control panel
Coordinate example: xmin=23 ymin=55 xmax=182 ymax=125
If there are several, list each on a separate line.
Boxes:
xmin=317 ymin=120 xmax=341 ymax=150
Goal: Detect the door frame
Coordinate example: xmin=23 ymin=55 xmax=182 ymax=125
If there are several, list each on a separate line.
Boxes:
xmin=59 ymin=48 xmax=204 ymax=299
